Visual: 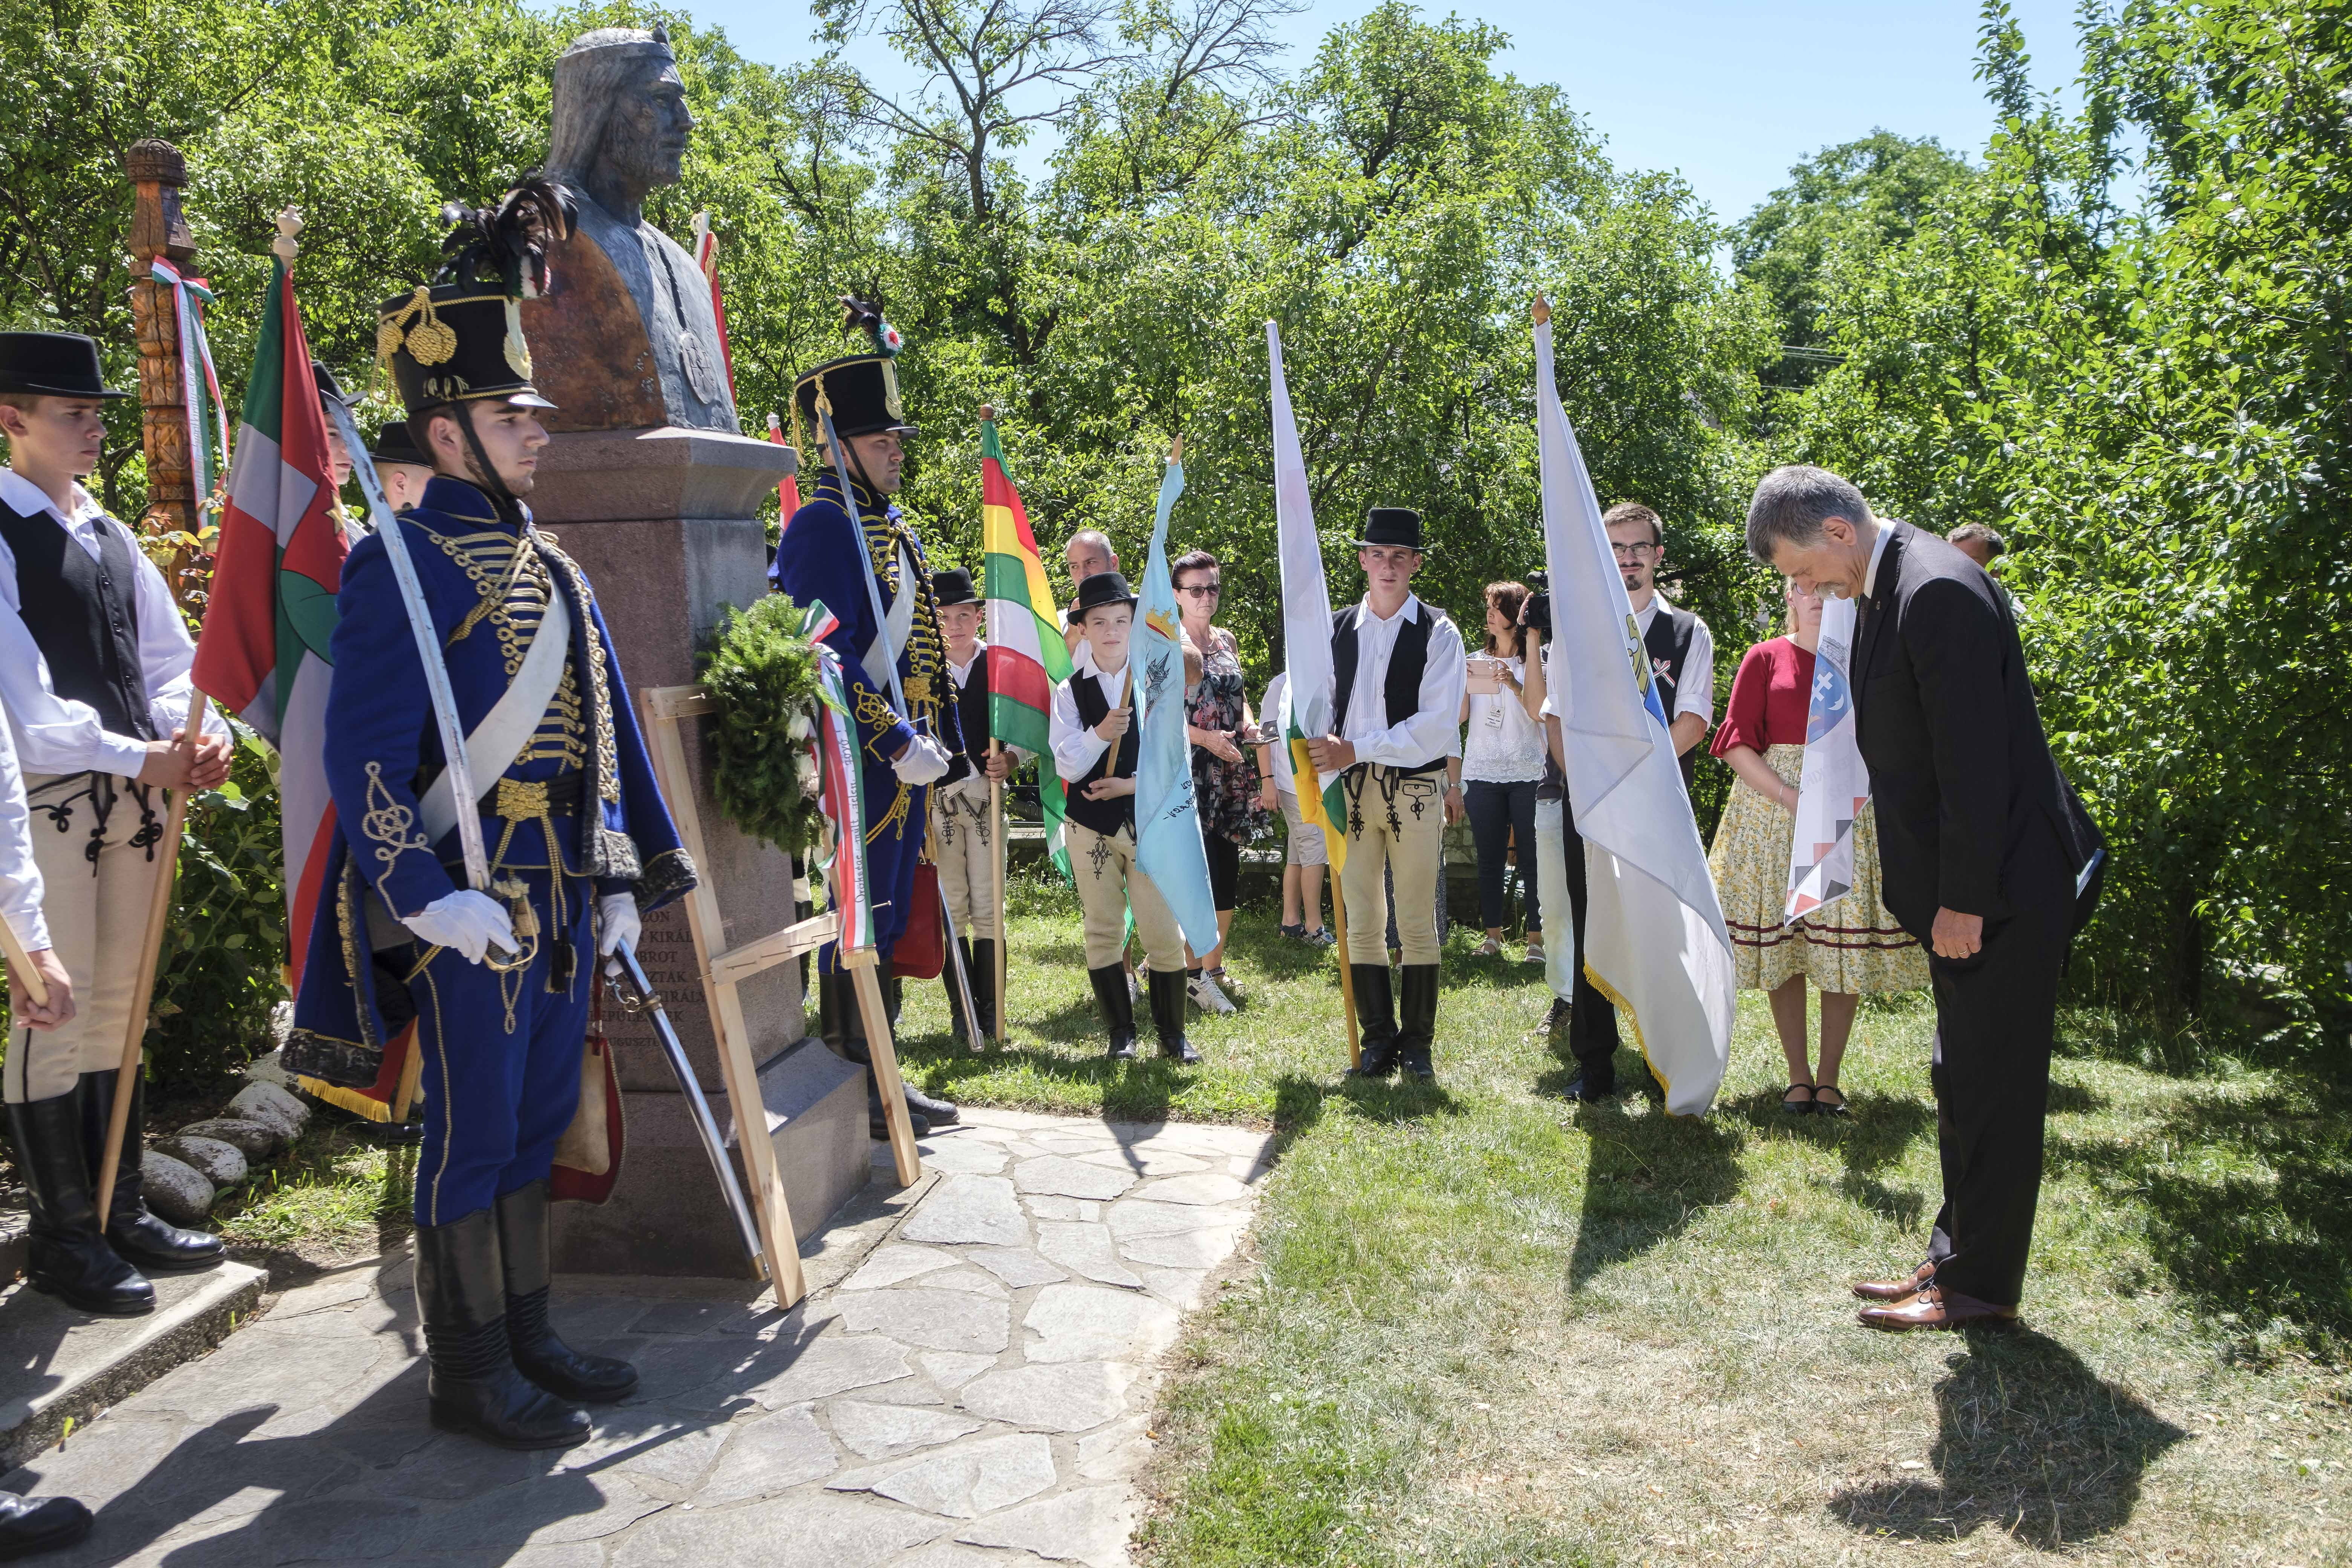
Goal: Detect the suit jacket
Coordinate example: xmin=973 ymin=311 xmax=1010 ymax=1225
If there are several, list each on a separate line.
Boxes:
xmin=1852 ymin=521 xmax=2102 ymax=944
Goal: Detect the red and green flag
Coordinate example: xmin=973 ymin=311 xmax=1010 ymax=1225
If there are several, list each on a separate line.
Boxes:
xmin=192 ymin=255 xmax=410 ymax=1120
xmin=979 ymin=415 xmax=1072 ymax=881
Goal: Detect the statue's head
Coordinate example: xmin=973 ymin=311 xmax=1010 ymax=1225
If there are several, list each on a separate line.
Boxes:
xmin=547 ymin=26 xmax=693 ymax=207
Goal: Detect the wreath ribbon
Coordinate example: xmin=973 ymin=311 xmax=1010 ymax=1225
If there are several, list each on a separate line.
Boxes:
xmin=148 ymin=259 xmax=229 ymax=512
xmin=801 ymin=600 xmax=874 ymax=952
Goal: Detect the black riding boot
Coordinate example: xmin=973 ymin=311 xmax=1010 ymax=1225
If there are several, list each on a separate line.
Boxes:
xmin=945 ymin=939 xmax=975 ymax=1041
xmin=821 ymin=969 xmax=932 ymax=1140
xmin=496 ymin=1181 xmax=636 ymax=1403
xmin=415 ymin=1207 xmax=591 ymax=1450
xmin=1344 ymin=965 xmax=1400 ymax=1080
xmin=1089 ymin=964 xmax=1137 ymax=1060
xmin=6 ymin=1092 xmax=150 ymax=1315
xmin=1147 ymin=969 xmax=1199 ymax=1064
xmin=1396 ymin=965 xmax=1441 ymax=1081
xmin=0 ymin=1490 xmax=91 ymax=1558
xmin=79 ymin=1071 xmax=223 ymax=1272
xmin=970 ymin=938 xmax=1000 ymax=1039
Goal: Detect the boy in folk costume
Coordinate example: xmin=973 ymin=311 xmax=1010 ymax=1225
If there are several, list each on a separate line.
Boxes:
xmin=1050 ymin=573 xmax=1197 ymax=1063
xmin=284 ymin=190 xmax=695 ymax=1451
xmin=929 ymin=568 xmax=1015 ymax=1039
xmin=768 ymin=301 xmax=963 ymax=1138
xmin=1306 ymin=508 xmax=1467 ymax=1081
xmin=0 ymin=331 xmax=232 ymax=1318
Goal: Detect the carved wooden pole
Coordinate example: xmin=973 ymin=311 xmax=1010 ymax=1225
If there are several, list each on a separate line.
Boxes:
xmin=124 ymin=138 xmax=200 ymax=603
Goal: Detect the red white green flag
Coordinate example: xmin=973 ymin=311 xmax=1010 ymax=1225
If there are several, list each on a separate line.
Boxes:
xmin=979 ymin=415 xmax=1072 ymax=881
xmin=191 ymin=256 xmax=409 ymax=1119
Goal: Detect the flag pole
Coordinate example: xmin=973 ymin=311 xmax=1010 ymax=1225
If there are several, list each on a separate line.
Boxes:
xmin=988 ymin=740 xmax=1008 ymax=1047
xmin=95 ymin=687 xmax=205 ymax=1225
xmin=1326 ymin=815 xmax=1359 ymax=1066
xmin=0 ymin=915 xmax=49 ymax=1009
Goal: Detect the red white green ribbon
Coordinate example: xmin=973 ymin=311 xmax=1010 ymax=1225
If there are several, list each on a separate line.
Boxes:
xmin=801 ymin=600 xmax=874 ymax=951
xmin=148 ymin=257 xmax=230 ymax=511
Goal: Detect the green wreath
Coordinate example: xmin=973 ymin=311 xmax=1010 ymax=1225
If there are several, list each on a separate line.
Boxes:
xmin=701 ymin=593 xmax=828 ymax=858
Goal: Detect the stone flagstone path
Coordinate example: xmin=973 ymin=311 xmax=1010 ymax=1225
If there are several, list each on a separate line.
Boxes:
xmin=0 ymin=1108 xmax=1274 ymax=1568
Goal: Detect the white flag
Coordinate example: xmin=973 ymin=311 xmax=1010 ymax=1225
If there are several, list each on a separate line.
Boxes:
xmin=1786 ymin=593 xmax=1866 ymax=922
xmin=1533 ymin=305 xmax=1733 ymax=1115
xmin=1266 ymin=322 xmax=1348 ymax=859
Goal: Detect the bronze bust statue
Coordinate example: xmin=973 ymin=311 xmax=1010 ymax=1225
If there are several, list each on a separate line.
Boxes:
xmin=522 ymin=26 xmax=737 ymax=433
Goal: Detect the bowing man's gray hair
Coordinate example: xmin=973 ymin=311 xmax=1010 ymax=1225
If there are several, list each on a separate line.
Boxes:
xmin=1744 ymin=464 xmax=1875 ymax=565
xmin=546 ymin=26 xmax=675 ymax=184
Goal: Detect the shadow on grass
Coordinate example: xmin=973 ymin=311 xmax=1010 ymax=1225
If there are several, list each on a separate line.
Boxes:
xmin=1565 ymin=1057 xmax=1744 ymax=1292
xmin=2048 ymin=1066 xmax=2352 ymax=1355
xmin=1830 ymin=1328 xmax=2185 ymax=1547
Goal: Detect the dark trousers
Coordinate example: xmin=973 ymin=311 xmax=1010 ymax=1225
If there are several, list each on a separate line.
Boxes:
xmin=411 ymin=869 xmax=594 ymax=1228
xmin=1558 ymin=807 xmax=1620 ymax=1086
xmin=1203 ymin=833 xmax=1240 ymax=915
xmin=1922 ymin=870 xmax=2071 ymax=1308
xmin=1464 ymin=778 xmax=1540 ymax=934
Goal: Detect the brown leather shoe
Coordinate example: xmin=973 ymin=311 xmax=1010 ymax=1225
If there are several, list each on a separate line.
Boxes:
xmin=1857 ymin=1283 xmax=2018 ymax=1332
xmin=1852 ymin=1262 xmax=1936 ymax=1302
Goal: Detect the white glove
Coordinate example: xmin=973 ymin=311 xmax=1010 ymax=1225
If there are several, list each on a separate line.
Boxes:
xmin=892 ymin=733 xmax=953 ymax=786
xmin=598 ymin=891 xmax=641 ymax=960
xmin=402 ymin=890 xmax=516 ymax=965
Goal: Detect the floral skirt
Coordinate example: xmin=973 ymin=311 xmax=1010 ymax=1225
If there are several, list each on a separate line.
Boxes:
xmin=1706 ymin=744 xmax=1929 ymax=995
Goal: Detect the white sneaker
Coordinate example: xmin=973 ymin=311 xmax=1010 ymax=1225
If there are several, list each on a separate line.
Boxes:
xmin=1187 ymin=971 xmax=1237 ymax=1015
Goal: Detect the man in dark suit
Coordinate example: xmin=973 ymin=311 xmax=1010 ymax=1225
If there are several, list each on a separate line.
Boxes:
xmin=1747 ymin=466 xmax=2102 ymax=1331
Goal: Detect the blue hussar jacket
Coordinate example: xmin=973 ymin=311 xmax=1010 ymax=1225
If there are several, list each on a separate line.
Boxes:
xmin=768 ymin=470 xmax=963 ymax=818
xmin=284 ymin=475 xmax=695 ymax=1088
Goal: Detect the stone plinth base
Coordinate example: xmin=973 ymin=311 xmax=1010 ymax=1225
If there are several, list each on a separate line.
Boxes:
xmin=530 ymin=424 xmax=867 ymax=1276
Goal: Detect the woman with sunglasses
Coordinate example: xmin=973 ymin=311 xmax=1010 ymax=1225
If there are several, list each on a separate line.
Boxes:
xmin=1172 ymin=550 xmax=1268 ymax=1014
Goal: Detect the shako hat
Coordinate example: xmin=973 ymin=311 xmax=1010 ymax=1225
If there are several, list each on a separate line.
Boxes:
xmin=0 ymin=332 xmax=129 ymax=400
xmin=377 ymin=176 xmax=579 ymax=418
xmin=796 ymin=296 xmax=916 ymax=443
xmin=369 ymin=420 xmax=431 ymax=468
xmin=1358 ymin=506 xmax=1426 ymax=552
xmin=376 ymin=286 xmax=557 ymax=416
xmin=313 ymin=359 xmax=360 ymax=410
xmin=1071 ymin=571 xmax=1138 ymax=619
xmin=932 ymin=567 xmax=978 ymax=607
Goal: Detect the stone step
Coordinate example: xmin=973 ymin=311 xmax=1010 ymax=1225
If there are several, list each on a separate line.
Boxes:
xmin=0 ymin=1262 xmax=265 ymax=1473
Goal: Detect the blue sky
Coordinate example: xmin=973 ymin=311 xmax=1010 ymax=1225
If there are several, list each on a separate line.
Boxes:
xmin=672 ymin=0 xmax=2090 ymax=223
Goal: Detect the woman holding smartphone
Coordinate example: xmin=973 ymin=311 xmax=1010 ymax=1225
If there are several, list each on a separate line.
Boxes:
xmin=1450 ymin=580 xmax=1546 ymax=961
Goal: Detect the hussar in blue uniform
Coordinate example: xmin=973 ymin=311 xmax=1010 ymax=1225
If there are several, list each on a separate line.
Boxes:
xmin=769 ymin=301 xmax=961 ymax=1136
xmin=284 ymin=193 xmax=694 ymax=1451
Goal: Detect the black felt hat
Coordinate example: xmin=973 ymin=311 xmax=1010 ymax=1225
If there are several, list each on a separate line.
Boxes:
xmin=1357 ymin=507 xmax=1426 ymax=551
xmin=312 ymin=359 xmax=360 ymax=410
xmin=0 ymin=332 xmax=129 ymax=400
xmin=1071 ymin=571 xmax=1138 ymax=620
xmin=369 ymin=420 xmax=431 ymax=468
xmin=795 ymin=354 xmax=917 ymax=443
xmin=933 ymin=568 xmax=978 ymax=607
xmin=375 ymin=285 xmax=557 ymax=415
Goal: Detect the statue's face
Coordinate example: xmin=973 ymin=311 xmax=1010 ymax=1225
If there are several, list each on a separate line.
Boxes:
xmin=602 ymin=59 xmax=693 ymax=190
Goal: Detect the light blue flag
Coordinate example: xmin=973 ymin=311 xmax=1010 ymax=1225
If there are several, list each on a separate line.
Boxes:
xmin=1132 ymin=451 xmax=1219 ymax=954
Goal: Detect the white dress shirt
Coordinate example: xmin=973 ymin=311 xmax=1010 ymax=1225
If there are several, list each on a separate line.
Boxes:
xmin=1338 ymin=593 xmax=1465 ymax=768
xmin=1050 ymin=662 xmax=1133 ymax=781
xmin=1634 ymin=595 xmax=1715 ymax=725
xmin=0 ymin=716 xmax=49 ymax=952
xmin=1862 ymin=515 xmax=1895 ymax=598
xmin=0 ymin=468 xmax=227 ymax=777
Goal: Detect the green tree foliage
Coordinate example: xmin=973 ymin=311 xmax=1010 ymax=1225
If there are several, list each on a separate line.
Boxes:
xmin=1783 ymin=0 xmax=2352 ymax=1024
xmin=1731 ymin=130 xmax=1976 ymax=398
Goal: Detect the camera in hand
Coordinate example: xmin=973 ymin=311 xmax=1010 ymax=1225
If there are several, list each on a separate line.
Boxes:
xmin=1520 ymin=572 xmax=1552 ymax=639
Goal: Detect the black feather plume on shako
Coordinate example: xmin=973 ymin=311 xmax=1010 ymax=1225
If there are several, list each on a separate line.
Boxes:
xmin=838 ymin=295 xmax=904 ymax=358
xmin=436 ymin=173 xmax=579 ymax=300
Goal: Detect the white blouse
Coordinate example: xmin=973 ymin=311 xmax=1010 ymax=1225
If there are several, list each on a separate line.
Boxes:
xmin=1460 ymin=653 xmax=1546 ymax=784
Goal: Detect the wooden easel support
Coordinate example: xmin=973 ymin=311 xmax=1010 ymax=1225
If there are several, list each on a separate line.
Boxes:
xmin=640 ymin=685 xmax=922 ymax=1306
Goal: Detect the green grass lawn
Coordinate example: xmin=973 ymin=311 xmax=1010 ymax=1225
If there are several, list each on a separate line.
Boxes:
xmin=893 ymin=875 xmax=2352 ymax=1566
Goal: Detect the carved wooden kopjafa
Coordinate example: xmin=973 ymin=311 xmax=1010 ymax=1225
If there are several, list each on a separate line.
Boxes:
xmin=524 ymin=26 xmax=737 ymax=433
xmin=124 ymin=139 xmax=199 ymax=567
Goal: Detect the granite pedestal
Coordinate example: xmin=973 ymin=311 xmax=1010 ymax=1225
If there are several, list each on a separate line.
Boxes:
xmin=531 ymin=426 xmax=867 ymax=1275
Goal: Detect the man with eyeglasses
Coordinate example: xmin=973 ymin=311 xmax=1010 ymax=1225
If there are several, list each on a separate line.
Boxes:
xmin=1528 ymin=502 xmax=1714 ymax=1101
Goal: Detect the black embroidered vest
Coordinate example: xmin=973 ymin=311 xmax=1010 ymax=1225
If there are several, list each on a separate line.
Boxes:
xmin=0 ymin=499 xmax=154 ymax=752
xmin=1331 ymin=601 xmax=1447 ymax=775
xmin=1063 ymin=668 xmax=1138 ymax=837
xmin=1643 ymin=598 xmax=1700 ymax=791
xmin=943 ymin=649 xmax=991 ymax=787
